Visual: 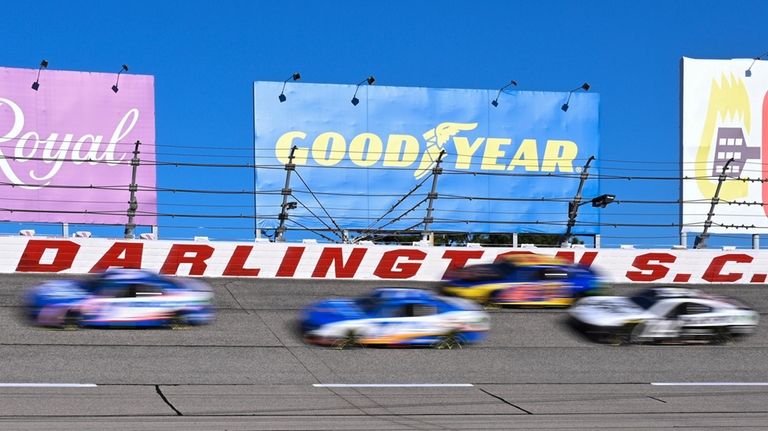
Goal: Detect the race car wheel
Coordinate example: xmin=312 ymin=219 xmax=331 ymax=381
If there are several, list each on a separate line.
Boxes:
xmin=608 ymin=323 xmax=644 ymax=345
xmin=628 ymin=322 xmax=648 ymax=345
xmin=433 ymin=331 xmax=464 ymax=350
xmin=709 ymin=327 xmax=733 ymax=345
xmin=484 ymin=291 xmax=501 ymax=309
xmin=333 ymin=330 xmax=363 ymax=350
xmin=169 ymin=313 xmax=190 ymax=330
xmin=61 ymin=311 xmax=81 ymax=330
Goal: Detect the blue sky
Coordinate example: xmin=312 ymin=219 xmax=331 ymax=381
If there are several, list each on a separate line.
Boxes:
xmin=2 ymin=0 xmax=767 ymax=247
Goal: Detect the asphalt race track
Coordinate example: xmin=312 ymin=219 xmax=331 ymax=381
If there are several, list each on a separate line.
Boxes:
xmin=1 ymin=274 xmax=767 ymax=430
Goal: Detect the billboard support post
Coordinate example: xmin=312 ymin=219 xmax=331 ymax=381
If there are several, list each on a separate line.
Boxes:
xmin=694 ymin=157 xmax=734 ymax=249
xmin=275 ymin=146 xmax=297 ymax=242
xmin=753 ymin=234 xmax=760 ymax=250
xmin=422 ymin=150 xmax=446 ymax=242
xmin=124 ymin=140 xmax=141 ymax=239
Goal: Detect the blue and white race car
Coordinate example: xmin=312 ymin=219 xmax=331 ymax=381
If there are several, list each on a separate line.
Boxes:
xmin=300 ymin=288 xmax=490 ymax=348
xmin=24 ymin=269 xmax=214 ymax=329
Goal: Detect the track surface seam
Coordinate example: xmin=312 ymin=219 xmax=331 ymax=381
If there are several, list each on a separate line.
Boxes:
xmin=154 ymin=385 xmax=183 ymax=416
xmin=477 ymin=387 xmax=533 ymax=414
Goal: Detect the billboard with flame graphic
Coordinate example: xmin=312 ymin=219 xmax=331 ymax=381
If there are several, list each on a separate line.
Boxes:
xmin=0 ymin=66 xmax=156 ymax=225
xmin=682 ymin=57 xmax=768 ymax=233
xmin=253 ymin=82 xmax=600 ymax=234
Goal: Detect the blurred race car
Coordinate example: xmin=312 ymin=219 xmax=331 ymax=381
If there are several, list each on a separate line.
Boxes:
xmin=568 ymin=287 xmax=759 ymax=344
xmin=440 ymin=253 xmax=603 ymax=307
xmin=24 ymin=269 xmax=214 ymax=329
xmin=300 ymin=288 xmax=490 ymax=348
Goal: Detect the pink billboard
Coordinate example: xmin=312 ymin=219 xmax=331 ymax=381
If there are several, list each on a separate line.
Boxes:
xmin=0 ymin=66 xmax=156 ymax=225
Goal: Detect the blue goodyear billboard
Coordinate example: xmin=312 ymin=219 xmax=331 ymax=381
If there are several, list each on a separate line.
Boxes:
xmin=254 ymin=82 xmax=600 ymax=235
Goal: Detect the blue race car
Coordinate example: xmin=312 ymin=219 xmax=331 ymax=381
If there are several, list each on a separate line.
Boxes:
xmin=440 ymin=253 xmax=604 ymax=307
xmin=300 ymin=288 xmax=490 ymax=348
xmin=24 ymin=269 xmax=214 ymax=329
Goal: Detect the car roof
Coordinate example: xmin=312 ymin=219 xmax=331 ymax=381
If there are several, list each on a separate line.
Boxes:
xmin=372 ymin=288 xmax=436 ymax=301
xmin=98 ymin=269 xmax=170 ymax=284
xmin=647 ymin=287 xmax=747 ymax=309
xmin=498 ymin=253 xmax=572 ymax=268
xmin=368 ymin=288 xmax=477 ymax=311
xmin=649 ymin=287 xmax=701 ymax=299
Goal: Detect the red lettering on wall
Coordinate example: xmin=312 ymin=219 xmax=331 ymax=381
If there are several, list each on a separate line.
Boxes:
xmin=441 ymin=250 xmax=485 ymax=279
xmin=159 ymin=244 xmax=215 ymax=276
xmin=625 ymin=253 xmax=676 ymax=282
xmin=276 ymin=247 xmax=305 ymax=277
xmin=16 ymin=240 xmax=80 ymax=273
xmin=223 ymin=245 xmax=261 ymax=277
xmin=374 ymin=249 xmax=427 ymax=279
xmin=89 ymin=242 xmax=143 ymax=273
xmin=311 ymin=247 xmax=367 ymax=278
xmin=554 ymin=251 xmax=599 ymax=267
xmin=702 ymin=254 xmax=752 ymax=283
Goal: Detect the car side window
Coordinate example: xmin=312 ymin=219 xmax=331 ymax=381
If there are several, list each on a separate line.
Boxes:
xmin=665 ymin=303 xmax=685 ymax=319
xmin=135 ymin=284 xmax=163 ymax=296
xmin=681 ymin=302 xmax=712 ymax=315
xmin=411 ymin=304 xmax=437 ymax=317
xmin=95 ymin=282 xmax=130 ymax=298
xmin=667 ymin=302 xmax=712 ymax=318
xmin=378 ymin=305 xmax=407 ymax=318
xmin=517 ymin=268 xmax=542 ymax=282
xmin=380 ymin=303 xmax=437 ymax=318
xmin=460 ymin=265 xmax=504 ymax=281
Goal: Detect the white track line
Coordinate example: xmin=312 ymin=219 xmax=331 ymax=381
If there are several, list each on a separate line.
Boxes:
xmin=0 ymin=383 xmax=97 ymax=388
xmin=651 ymin=382 xmax=768 ymax=386
xmin=313 ymin=383 xmax=474 ymax=388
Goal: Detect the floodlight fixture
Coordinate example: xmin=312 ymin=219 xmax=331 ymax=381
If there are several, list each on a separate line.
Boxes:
xmin=590 ymin=194 xmax=616 ymax=208
xmin=111 ymin=64 xmax=129 ymax=93
xmin=561 ymin=82 xmax=590 ymax=112
xmin=351 ymin=75 xmax=376 ymax=106
xmin=279 ymin=72 xmax=301 ymax=102
xmin=745 ymin=51 xmax=768 ymax=77
xmin=31 ymin=59 xmax=48 ymax=91
xmin=491 ymin=79 xmax=518 ymax=107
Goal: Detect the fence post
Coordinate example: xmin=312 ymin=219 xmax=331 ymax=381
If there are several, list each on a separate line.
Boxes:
xmin=124 ymin=140 xmax=141 ymax=239
xmin=422 ymin=150 xmax=446 ymax=242
xmin=275 ymin=146 xmax=297 ymax=242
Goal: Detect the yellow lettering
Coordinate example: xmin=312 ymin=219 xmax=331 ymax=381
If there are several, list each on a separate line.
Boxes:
xmin=507 ymin=139 xmax=539 ymax=171
xmin=481 ymin=138 xmax=511 ymax=170
xmin=541 ymin=140 xmax=577 ymax=172
xmin=275 ymin=131 xmax=308 ymax=164
xmin=349 ymin=133 xmax=383 ymax=167
xmin=311 ymin=132 xmax=346 ymax=166
xmin=383 ymin=134 xmax=419 ymax=167
xmin=453 ymin=137 xmax=485 ymax=169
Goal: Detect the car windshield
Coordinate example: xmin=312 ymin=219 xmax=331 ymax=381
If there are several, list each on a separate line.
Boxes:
xmin=453 ymin=264 xmax=507 ymax=281
xmin=629 ymin=289 xmax=658 ymax=309
xmin=355 ymin=296 xmax=381 ymax=314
